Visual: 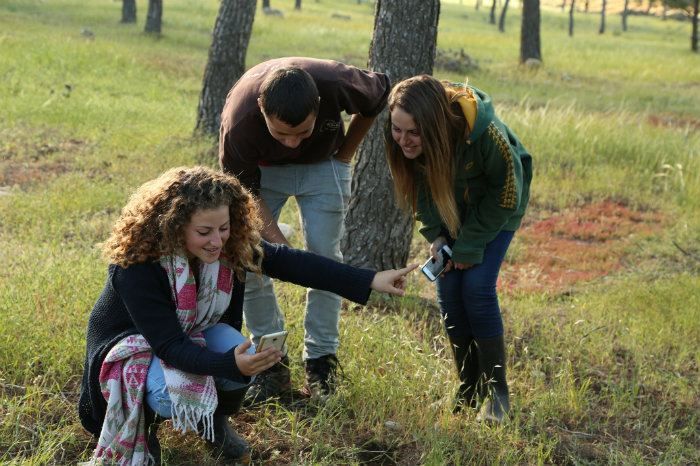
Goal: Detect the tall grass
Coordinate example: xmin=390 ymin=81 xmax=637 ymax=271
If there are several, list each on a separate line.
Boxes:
xmin=1 ymin=0 xmax=699 ymax=464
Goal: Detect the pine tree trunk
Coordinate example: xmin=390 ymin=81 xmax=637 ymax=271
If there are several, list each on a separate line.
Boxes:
xmin=498 ymin=0 xmax=510 ymax=32
xmin=569 ymin=0 xmax=575 ymax=37
xmin=341 ymin=0 xmax=440 ymax=270
xmin=144 ymin=0 xmax=162 ymax=34
xmin=195 ymin=0 xmax=256 ymax=139
xmin=121 ymin=0 xmax=136 ymax=23
xmin=520 ymin=0 xmax=541 ymax=63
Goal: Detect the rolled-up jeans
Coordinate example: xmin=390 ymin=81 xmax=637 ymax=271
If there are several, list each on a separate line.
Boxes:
xmin=435 ymin=230 xmax=515 ymax=340
xmin=243 ymin=158 xmax=351 ymax=361
xmin=145 ymin=323 xmax=255 ymax=418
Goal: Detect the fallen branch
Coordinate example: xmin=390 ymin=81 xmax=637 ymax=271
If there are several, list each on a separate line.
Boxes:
xmin=673 ymin=241 xmax=700 ymax=263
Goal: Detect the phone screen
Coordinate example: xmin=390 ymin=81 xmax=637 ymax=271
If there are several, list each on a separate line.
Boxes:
xmin=421 ymin=246 xmax=452 ymax=281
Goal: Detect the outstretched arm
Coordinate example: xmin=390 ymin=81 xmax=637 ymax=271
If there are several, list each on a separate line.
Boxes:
xmin=370 ymin=264 xmax=419 ymax=297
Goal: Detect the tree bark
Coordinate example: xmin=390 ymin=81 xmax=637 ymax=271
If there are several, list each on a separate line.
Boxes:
xmin=295 ymin=0 xmax=302 ymax=9
xmin=599 ymin=0 xmax=606 ymax=34
xmin=195 ymin=0 xmax=256 ymax=138
xmin=121 ymin=0 xmax=136 ymax=23
xmin=498 ymin=0 xmax=510 ymax=32
xmin=622 ymin=0 xmax=629 ymax=31
xmin=490 ymin=0 xmax=497 ymax=24
xmin=144 ymin=0 xmax=162 ymax=34
xmin=262 ymin=0 xmax=270 ymax=8
xmin=520 ymin=0 xmax=541 ymax=63
xmin=341 ymin=0 xmax=440 ymax=270
xmin=569 ymin=0 xmax=575 ymax=37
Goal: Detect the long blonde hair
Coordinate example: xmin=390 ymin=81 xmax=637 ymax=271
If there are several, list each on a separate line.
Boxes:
xmin=384 ymin=75 xmax=467 ymax=238
xmin=103 ymin=166 xmax=263 ymax=281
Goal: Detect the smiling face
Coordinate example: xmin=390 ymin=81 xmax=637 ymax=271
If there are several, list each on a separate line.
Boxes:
xmin=390 ymin=106 xmax=423 ymax=159
xmin=183 ymin=205 xmax=230 ymax=264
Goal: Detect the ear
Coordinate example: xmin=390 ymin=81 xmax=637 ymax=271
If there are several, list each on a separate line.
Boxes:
xmin=257 ymin=97 xmax=263 ymax=112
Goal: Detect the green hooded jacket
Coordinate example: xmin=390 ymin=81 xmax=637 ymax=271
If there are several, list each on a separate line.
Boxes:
xmin=415 ymin=85 xmax=533 ymax=264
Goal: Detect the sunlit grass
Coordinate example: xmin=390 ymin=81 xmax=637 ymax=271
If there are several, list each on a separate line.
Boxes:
xmin=1 ymin=0 xmax=699 ymax=464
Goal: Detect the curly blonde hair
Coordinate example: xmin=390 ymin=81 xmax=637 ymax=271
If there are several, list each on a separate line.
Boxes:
xmin=103 ymin=166 xmax=263 ymax=280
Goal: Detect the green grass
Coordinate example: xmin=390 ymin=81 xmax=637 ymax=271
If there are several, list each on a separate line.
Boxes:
xmin=1 ymin=0 xmax=699 ymax=464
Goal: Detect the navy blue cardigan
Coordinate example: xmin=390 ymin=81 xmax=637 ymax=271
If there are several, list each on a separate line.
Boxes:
xmin=78 ymin=241 xmax=375 ymax=436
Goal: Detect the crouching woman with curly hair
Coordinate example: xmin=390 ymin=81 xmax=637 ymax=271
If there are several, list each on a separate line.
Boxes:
xmin=78 ymin=166 xmax=416 ymax=465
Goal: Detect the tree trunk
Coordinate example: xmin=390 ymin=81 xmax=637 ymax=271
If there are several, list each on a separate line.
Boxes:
xmin=693 ymin=0 xmax=699 ymax=52
xmin=295 ymin=0 xmax=302 ymax=9
xmin=520 ymin=0 xmax=541 ymax=63
xmin=599 ymin=0 xmax=606 ymax=34
xmin=262 ymin=0 xmax=270 ymax=8
xmin=121 ymin=0 xmax=136 ymax=23
xmin=498 ymin=0 xmax=510 ymax=32
xmin=622 ymin=0 xmax=629 ymax=31
xmin=341 ymin=0 xmax=440 ymax=270
xmin=195 ymin=0 xmax=256 ymax=138
xmin=490 ymin=0 xmax=497 ymax=24
xmin=569 ymin=0 xmax=575 ymax=37
xmin=144 ymin=0 xmax=162 ymax=34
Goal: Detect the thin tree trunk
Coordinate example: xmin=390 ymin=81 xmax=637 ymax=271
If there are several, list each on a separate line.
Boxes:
xmin=520 ymin=0 xmax=542 ymax=63
xmin=342 ymin=0 xmax=440 ymax=270
xmin=599 ymin=0 xmax=606 ymax=34
xmin=121 ymin=0 xmax=136 ymax=23
xmin=622 ymin=0 xmax=629 ymax=31
xmin=263 ymin=0 xmax=270 ymax=8
xmin=498 ymin=0 xmax=510 ymax=32
xmin=295 ymin=0 xmax=302 ymax=9
xmin=195 ymin=0 xmax=256 ymax=138
xmin=144 ymin=0 xmax=162 ymax=34
xmin=569 ymin=0 xmax=575 ymax=36
xmin=490 ymin=0 xmax=497 ymax=24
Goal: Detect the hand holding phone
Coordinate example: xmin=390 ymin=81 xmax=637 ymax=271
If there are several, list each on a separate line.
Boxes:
xmin=255 ymin=330 xmax=288 ymax=353
xmin=421 ymin=244 xmax=452 ymax=281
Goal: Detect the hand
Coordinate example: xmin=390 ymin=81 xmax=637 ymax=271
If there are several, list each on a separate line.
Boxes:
xmin=370 ymin=263 xmax=419 ymax=297
xmin=430 ymin=237 xmax=448 ymax=261
xmin=452 ymin=261 xmax=475 ymax=270
xmin=233 ymin=340 xmax=282 ymax=377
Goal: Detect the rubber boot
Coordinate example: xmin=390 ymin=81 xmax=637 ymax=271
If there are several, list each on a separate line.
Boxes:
xmin=212 ymin=387 xmax=251 ymax=464
xmin=143 ymin=405 xmax=163 ymax=466
xmin=449 ymin=335 xmax=481 ymax=412
xmin=475 ymin=335 xmax=510 ymax=424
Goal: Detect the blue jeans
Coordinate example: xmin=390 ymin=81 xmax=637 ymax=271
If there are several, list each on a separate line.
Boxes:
xmin=243 ymin=158 xmax=351 ymax=360
xmin=435 ymin=230 xmax=514 ymax=340
xmin=145 ymin=323 xmax=255 ymax=418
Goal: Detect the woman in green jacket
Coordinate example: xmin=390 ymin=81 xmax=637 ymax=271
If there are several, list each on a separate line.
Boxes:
xmin=385 ymin=74 xmax=532 ymax=423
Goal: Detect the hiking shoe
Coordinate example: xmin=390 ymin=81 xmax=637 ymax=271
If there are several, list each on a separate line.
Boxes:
xmin=302 ymin=354 xmax=340 ymax=403
xmin=243 ymin=355 xmax=291 ymax=407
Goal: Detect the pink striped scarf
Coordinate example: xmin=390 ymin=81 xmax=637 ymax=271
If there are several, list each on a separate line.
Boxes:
xmin=91 ymin=253 xmax=234 ymax=466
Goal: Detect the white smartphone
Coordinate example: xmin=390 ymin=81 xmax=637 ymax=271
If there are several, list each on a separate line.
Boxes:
xmin=255 ymin=330 xmax=288 ymax=353
xmin=421 ymin=244 xmax=452 ymax=281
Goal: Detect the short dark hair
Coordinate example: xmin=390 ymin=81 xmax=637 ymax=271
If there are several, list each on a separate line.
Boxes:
xmin=259 ymin=66 xmax=320 ymax=126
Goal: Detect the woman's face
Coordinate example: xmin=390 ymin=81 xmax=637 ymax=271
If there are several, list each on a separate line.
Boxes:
xmin=390 ymin=106 xmax=423 ymax=159
xmin=183 ymin=205 xmax=230 ymax=264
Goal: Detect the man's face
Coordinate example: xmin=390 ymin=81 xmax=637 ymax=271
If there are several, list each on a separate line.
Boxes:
xmin=259 ymin=104 xmax=316 ymax=149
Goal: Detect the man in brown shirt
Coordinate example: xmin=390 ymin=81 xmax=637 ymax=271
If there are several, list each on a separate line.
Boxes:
xmin=219 ymin=57 xmax=390 ymax=404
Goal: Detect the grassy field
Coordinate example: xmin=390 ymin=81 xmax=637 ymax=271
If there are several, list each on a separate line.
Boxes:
xmin=1 ymin=0 xmax=699 ymax=464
